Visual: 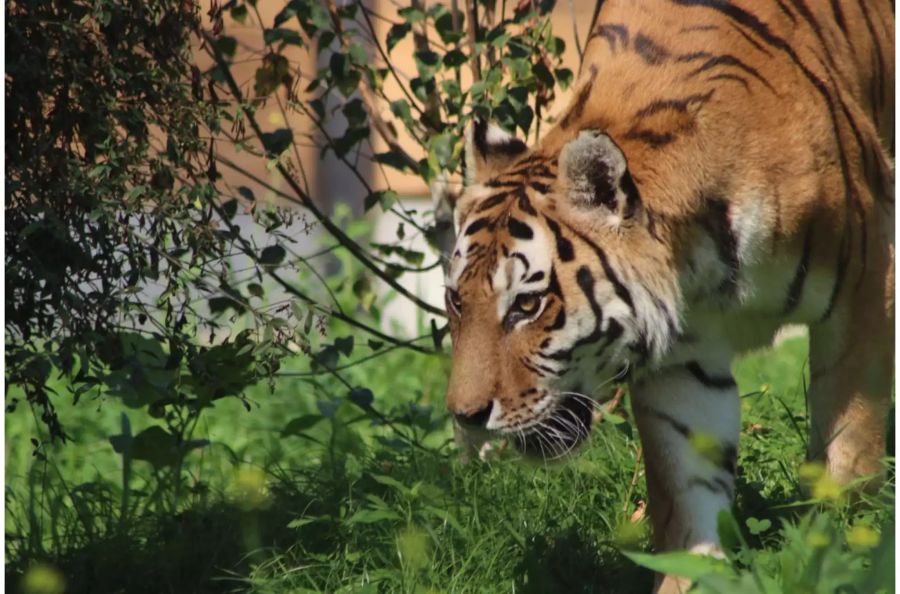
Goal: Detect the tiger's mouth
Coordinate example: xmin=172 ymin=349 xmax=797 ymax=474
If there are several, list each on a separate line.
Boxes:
xmin=513 ymin=394 xmax=594 ymax=460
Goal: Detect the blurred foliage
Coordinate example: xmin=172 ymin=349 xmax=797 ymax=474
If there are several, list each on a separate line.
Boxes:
xmin=6 ymin=0 xmax=575 ymax=450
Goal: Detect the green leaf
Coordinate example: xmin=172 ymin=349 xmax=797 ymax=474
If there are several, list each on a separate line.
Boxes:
xmin=746 ymin=517 xmax=772 ymax=536
xmin=370 ymin=473 xmax=411 ymax=494
xmin=247 ymin=283 xmax=264 ymax=298
xmin=264 ymin=28 xmax=304 ymax=47
xmin=348 ymin=43 xmax=367 ymax=66
xmin=622 ymin=550 xmax=729 ymax=580
xmin=374 ymin=151 xmax=411 ymax=172
xmin=364 ymin=190 xmax=398 ymax=212
xmin=230 ymin=5 xmax=248 ymax=23
xmin=237 ymin=186 xmax=255 ymax=201
xmin=130 ymin=426 xmax=181 ymax=470
xmin=215 ymin=36 xmax=237 ymax=58
xmin=260 ymin=128 xmax=293 ymax=155
xmin=255 ymin=54 xmax=290 ymax=96
xmin=282 ymin=415 xmax=324 ymax=436
xmin=397 ymin=7 xmax=424 ymax=23
xmin=414 ymin=50 xmax=440 ymax=82
xmin=442 ymin=49 xmax=467 ymax=68
xmin=602 ymin=412 xmax=626 ymax=425
xmin=348 ymin=388 xmax=374 ymax=409
xmin=221 ymin=199 xmax=238 ymax=219
xmin=259 ymin=245 xmax=286 ymax=265
xmin=434 ymin=11 xmax=464 ymax=44
xmin=347 ymin=508 xmax=403 ymax=524
xmin=555 ymin=67 xmax=574 ymax=90
xmin=274 ymin=1 xmax=300 ymax=26
xmin=386 ymin=22 xmax=411 ymax=52
xmin=334 ymin=335 xmax=354 ymax=356
xmin=533 ymin=61 xmax=554 ymax=88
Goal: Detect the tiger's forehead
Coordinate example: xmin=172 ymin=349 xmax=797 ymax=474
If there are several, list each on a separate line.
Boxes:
xmin=448 ymin=187 xmax=554 ymax=292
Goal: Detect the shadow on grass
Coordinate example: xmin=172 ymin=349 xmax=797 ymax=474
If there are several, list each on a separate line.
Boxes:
xmin=5 ymin=479 xmax=344 ymax=594
xmin=515 ymin=528 xmax=653 ymax=594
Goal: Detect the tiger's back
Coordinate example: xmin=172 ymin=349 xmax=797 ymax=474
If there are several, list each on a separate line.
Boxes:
xmin=444 ymin=3 xmax=893 ymax=593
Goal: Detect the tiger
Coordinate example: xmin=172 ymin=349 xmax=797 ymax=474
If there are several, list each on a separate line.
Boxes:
xmin=442 ymin=1 xmax=894 ymax=592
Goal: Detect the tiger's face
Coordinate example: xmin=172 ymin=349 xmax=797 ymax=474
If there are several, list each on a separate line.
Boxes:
xmin=445 ymin=123 xmax=668 ymax=459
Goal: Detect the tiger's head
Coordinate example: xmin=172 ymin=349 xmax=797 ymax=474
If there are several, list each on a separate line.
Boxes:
xmin=445 ymin=121 xmax=679 ymax=459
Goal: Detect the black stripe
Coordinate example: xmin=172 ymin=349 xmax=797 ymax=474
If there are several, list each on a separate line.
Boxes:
xmin=670 ymin=0 xmax=858 ymax=237
xmin=635 ymin=91 xmax=715 ymax=118
xmin=505 ymin=163 xmax=554 ymax=178
xmin=773 ymin=0 xmax=797 ymax=23
xmin=465 ymin=218 xmax=493 ymax=235
xmin=507 ymin=218 xmax=534 ymax=240
xmin=830 ymin=0 xmax=847 ymax=35
xmin=623 ymin=129 xmax=675 ymax=148
xmin=560 ymin=66 xmax=598 ymax=129
xmin=544 ymin=307 xmax=566 ymax=332
xmin=597 ymin=23 xmax=629 ymax=51
xmin=525 ymin=271 xmax=545 ymax=283
xmin=722 ymin=444 xmax=737 ymax=475
xmin=633 ymin=33 xmax=671 ymax=64
xmin=701 ymin=197 xmax=739 ymax=294
xmin=547 ymin=268 xmax=562 ymax=297
xmin=640 ymin=405 xmax=691 ymax=437
xmin=858 ymin=1 xmax=886 ymax=116
xmin=472 ymin=119 xmax=526 ymax=159
xmin=685 ymin=361 xmax=736 ymax=388
xmin=467 ymin=242 xmax=485 ymax=256
xmin=576 ymin=266 xmax=604 ymax=323
xmin=517 ymin=189 xmax=537 ymax=215
xmin=685 ymin=54 xmax=775 ymax=92
xmin=593 ymin=318 xmax=624 ymax=360
xmin=729 ymin=23 xmax=774 ymax=57
xmin=520 ymin=358 xmax=552 ymax=378
xmin=529 ymin=181 xmax=551 ymax=194
xmin=783 ymin=224 xmax=813 ymax=314
xmin=476 ymin=193 xmax=509 ymax=212
xmin=708 ymin=73 xmax=750 ymax=91
xmin=786 ymin=0 xmax=841 ymax=72
xmin=509 ymin=252 xmax=529 ymax=271
xmin=820 ymin=230 xmax=851 ymax=320
xmin=680 ymin=24 xmax=718 ymax=33
xmin=564 ymin=224 xmax=635 ymax=312
xmin=544 ymin=216 xmax=575 ymax=262
xmin=687 ymin=476 xmax=730 ymax=496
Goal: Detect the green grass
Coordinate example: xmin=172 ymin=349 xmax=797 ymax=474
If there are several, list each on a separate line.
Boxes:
xmin=6 ymin=335 xmax=894 ymax=594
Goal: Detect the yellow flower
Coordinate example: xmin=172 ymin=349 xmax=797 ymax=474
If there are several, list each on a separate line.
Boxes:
xmin=846 ymin=524 xmax=880 ymax=550
xmin=397 ymin=525 xmax=430 ymax=571
xmin=806 ymin=530 xmax=831 ymax=548
xmin=231 ymin=465 xmax=270 ymax=511
xmin=689 ymin=432 xmax=724 ymax=466
xmin=21 ymin=564 xmax=65 ymax=594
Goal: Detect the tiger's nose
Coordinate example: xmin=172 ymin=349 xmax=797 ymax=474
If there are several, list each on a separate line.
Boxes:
xmin=453 ymin=401 xmax=494 ymax=428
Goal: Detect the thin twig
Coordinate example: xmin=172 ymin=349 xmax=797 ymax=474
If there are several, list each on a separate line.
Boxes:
xmin=568 ymin=0 xmax=584 ymax=65
xmin=202 ymin=30 xmax=445 ymax=318
xmin=464 ymin=0 xmax=481 ymax=81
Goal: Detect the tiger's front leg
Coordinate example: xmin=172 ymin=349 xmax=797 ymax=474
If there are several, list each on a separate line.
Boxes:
xmin=630 ymin=359 xmax=741 ymax=594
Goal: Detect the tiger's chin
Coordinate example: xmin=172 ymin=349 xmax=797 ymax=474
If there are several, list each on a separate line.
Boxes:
xmin=512 ymin=394 xmax=594 ymax=461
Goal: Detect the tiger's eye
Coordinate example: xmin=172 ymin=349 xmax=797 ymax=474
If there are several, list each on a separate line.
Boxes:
xmin=515 ymin=294 xmax=540 ymax=314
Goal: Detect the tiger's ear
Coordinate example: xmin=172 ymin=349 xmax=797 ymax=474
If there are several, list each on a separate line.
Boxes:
xmin=559 ymin=130 xmax=641 ymax=223
xmin=464 ymin=119 xmax=528 ymax=185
